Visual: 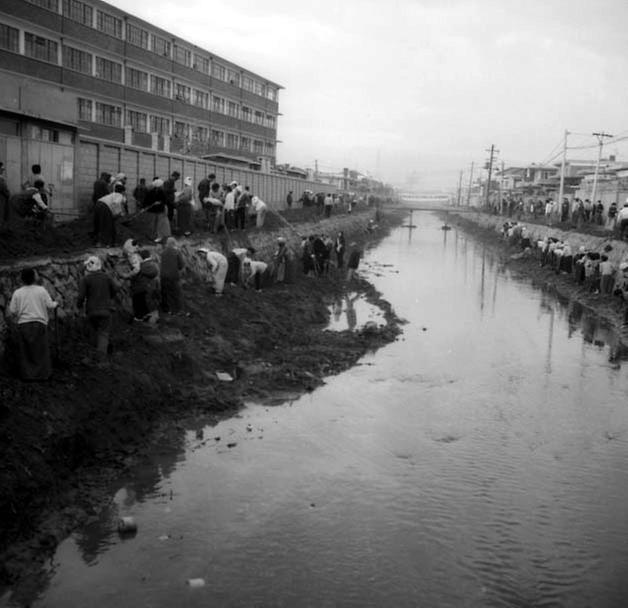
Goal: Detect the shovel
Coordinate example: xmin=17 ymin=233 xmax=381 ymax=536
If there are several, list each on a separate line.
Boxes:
xmin=120 ymin=201 xmax=160 ymax=227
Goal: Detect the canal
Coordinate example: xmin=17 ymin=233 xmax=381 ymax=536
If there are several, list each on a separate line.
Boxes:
xmin=11 ymin=212 xmax=628 ymax=607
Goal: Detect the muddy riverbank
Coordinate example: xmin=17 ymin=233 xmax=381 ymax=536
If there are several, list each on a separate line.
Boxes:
xmin=447 ymin=211 xmax=628 ymax=347
xmin=0 ymin=208 xmax=406 ymax=589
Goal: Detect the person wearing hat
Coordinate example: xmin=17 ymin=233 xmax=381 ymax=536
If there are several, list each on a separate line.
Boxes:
xmin=242 ymin=256 xmax=268 ymax=292
xmin=235 ymin=185 xmax=251 ymax=230
xmin=618 ymin=200 xmax=628 ymax=240
xmin=93 ymin=183 xmax=126 ymax=247
xmin=251 ymin=195 xmax=267 ymax=228
xmin=197 ymin=247 xmax=228 ymax=295
xmin=77 ymin=255 xmax=118 ymax=360
xmin=223 ymin=184 xmax=236 ymax=230
xmin=8 ymin=267 xmax=58 ymax=380
xmin=176 ymin=176 xmax=194 ymax=236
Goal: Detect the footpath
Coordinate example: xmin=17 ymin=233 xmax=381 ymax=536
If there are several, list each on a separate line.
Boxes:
xmin=0 ymin=207 xmax=406 ymax=589
xmin=447 ymin=210 xmax=628 ymax=348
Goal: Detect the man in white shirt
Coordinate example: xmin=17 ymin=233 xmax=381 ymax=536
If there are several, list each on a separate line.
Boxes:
xmin=8 ymin=267 xmax=58 ymax=380
xmin=197 ymin=248 xmax=228 ymax=295
xmin=324 ymin=194 xmax=334 ymax=218
xmin=251 ymin=196 xmax=267 ymax=228
xmin=242 ymin=257 xmax=268 ymax=292
xmin=223 ymin=185 xmax=236 ymax=230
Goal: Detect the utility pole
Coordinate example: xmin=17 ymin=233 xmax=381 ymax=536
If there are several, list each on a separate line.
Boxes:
xmin=456 ymin=170 xmax=463 ymax=207
xmin=484 ymin=144 xmax=498 ymax=209
xmin=557 ymin=129 xmax=569 ymax=213
xmin=466 ymin=161 xmax=474 ymax=206
xmin=499 ymin=160 xmax=505 ymax=214
xmin=591 ymin=131 xmax=613 ymax=206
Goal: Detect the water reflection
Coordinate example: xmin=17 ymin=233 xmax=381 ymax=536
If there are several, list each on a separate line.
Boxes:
xmin=325 ymin=292 xmax=385 ymax=332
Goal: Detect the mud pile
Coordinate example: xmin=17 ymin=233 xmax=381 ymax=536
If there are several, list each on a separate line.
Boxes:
xmin=0 ymin=208 xmax=406 ymax=587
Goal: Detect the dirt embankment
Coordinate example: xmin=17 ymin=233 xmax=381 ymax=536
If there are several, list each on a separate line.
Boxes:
xmin=447 ymin=211 xmax=628 ymax=345
xmin=0 ymin=207 xmax=407 ymax=589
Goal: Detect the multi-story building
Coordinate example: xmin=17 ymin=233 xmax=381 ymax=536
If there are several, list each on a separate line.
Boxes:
xmin=0 ymin=0 xmax=283 ymax=212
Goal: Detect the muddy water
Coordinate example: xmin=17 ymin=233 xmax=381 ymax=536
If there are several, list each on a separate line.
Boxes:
xmin=15 ymin=212 xmax=628 ymax=607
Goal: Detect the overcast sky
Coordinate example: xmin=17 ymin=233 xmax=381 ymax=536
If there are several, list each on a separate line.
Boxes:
xmin=109 ymin=0 xmax=628 ymax=190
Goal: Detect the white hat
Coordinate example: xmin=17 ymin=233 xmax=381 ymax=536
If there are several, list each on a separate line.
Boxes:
xmin=184 ymin=176 xmax=192 ymax=186
xmin=620 ymin=262 xmax=628 ymax=271
xmin=197 ymin=248 xmax=209 ymax=254
xmin=153 ymin=178 xmax=164 ymax=187
xmin=84 ymin=255 xmax=102 ymax=272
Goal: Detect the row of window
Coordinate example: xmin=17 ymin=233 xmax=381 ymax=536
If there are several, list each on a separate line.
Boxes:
xmin=0 ymin=23 xmax=278 ymax=129
xmin=77 ymin=98 xmax=275 ymax=155
xmin=22 ymin=0 xmax=278 ymax=101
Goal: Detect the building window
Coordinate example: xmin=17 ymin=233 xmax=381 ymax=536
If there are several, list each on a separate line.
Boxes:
xmin=241 ymin=106 xmax=251 ymax=122
xmin=77 ymin=97 xmax=92 ymax=121
xmin=266 ymin=86 xmax=277 ymax=101
xmin=150 ymin=75 xmax=171 ymax=98
xmin=174 ymin=45 xmax=191 ymax=67
xmin=95 ymin=102 xmax=122 ymax=127
xmin=62 ymin=0 xmax=92 ymax=26
xmin=26 ymin=0 xmax=59 ymax=10
xmin=24 ymin=33 xmax=58 ymax=64
xmin=253 ymin=81 xmax=263 ymax=96
xmin=239 ymin=137 xmax=250 ymax=152
xmin=265 ymin=141 xmax=274 ymax=155
xmin=125 ymin=110 xmax=147 ymax=133
xmin=29 ymin=126 xmax=59 ymax=142
xmin=253 ymin=140 xmax=264 ymax=154
xmin=96 ymin=11 xmax=122 ymax=38
xmin=266 ymin=114 xmax=276 ymax=129
xmin=174 ymin=83 xmax=191 ymax=103
xmin=212 ymin=62 xmax=225 ymax=81
xmin=174 ymin=121 xmax=190 ymax=139
xmin=126 ymin=23 xmax=148 ymax=49
xmin=152 ymin=34 xmax=171 ymax=57
xmin=226 ymin=133 xmax=238 ymax=149
xmin=193 ymin=90 xmax=209 ymax=109
xmin=212 ymin=95 xmax=225 ymax=114
xmin=0 ymin=24 xmax=20 ymax=53
xmin=150 ymin=115 xmax=169 ymax=135
xmin=62 ymin=46 xmax=91 ymax=74
xmin=242 ymin=76 xmax=253 ymax=92
xmin=211 ymin=130 xmax=224 ymax=147
xmin=125 ymin=66 xmax=148 ymax=91
xmin=227 ymin=101 xmax=239 ymax=118
xmin=95 ymin=57 xmax=122 ymax=83
xmin=226 ymin=69 xmax=239 ymax=87
xmin=193 ymin=126 xmax=208 ymax=141
xmin=193 ymin=54 xmax=209 ymax=74
xmin=254 ymin=110 xmax=264 ymax=126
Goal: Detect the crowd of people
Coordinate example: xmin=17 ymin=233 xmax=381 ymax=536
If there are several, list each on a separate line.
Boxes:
xmin=501 ymin=221 xmax=628 ymax=325
xmin=89 ymin=171 xmax=273 ymax=247
xmin=494 ymin=195 xmax=628 ymax=239
xmin=6 ymin=229 xmax=365 ymax=381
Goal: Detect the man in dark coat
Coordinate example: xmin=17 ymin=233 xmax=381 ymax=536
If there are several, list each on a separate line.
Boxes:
xmin=163 ymin=171 xmax=180 ymax=225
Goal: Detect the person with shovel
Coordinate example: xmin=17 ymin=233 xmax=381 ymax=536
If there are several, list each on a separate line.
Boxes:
xmin=8 ymin=267 xmax=58 ymax=380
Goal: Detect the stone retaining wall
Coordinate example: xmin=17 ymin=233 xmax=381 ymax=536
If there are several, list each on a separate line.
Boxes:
xmin=0 ymin=212 xmax=373 ymax=355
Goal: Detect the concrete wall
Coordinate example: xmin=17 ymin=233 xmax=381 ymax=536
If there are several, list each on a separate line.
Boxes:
xmin=77 ymin=136 xmax=337 ymax=214
xmin=0 ymin=213 xmax=373 ymax=356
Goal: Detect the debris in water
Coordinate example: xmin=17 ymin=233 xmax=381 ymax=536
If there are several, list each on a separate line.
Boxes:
xmin=187 ymin=578 xmax=206 ymax=588
xmin=118 ymin=516 xmax=138 ymax=535
xmin=422 ymin=327 xmax=427 ymax=331
xmin=214 ymin=436 xmax=221 ymax=441
xmin=227 ymin=442 xmax=237 ymax=448
xmin=158 ymin=534 xmax=170 ymax=541
xmin=216 ymin=371 xmax=233 ymax=382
